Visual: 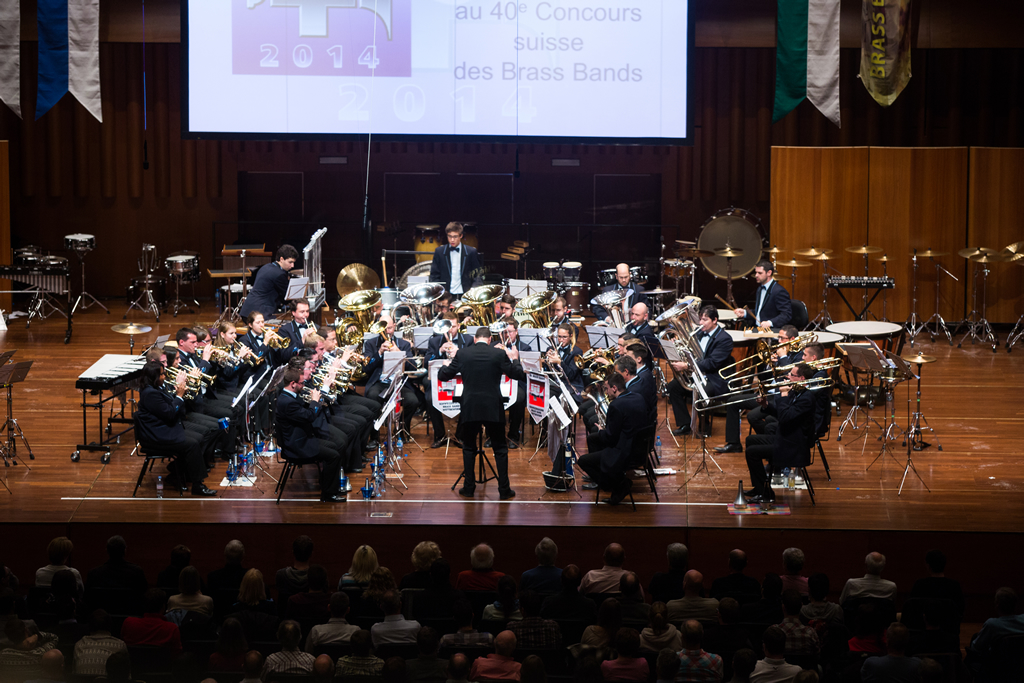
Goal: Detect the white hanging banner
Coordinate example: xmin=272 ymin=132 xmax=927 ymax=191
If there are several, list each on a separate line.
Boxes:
xmin=527 ymin=372 xmax=549 ymax=424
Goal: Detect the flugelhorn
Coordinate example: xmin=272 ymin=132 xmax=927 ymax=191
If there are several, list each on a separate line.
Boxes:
xmin=164 ymin=366 xmax=201 ymax=399
xmin=232 ymin=340 xmax=263 ymax=366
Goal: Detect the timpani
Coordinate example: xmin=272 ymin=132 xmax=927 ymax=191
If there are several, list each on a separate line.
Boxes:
xmin=826 ymin=321 xmax=904 ymax=352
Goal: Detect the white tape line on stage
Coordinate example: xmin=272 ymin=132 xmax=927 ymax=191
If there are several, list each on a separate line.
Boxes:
xmin=61 ymin=497 xmax=728 ymax=507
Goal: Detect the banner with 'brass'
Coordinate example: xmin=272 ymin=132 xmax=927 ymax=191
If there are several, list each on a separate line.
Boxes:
xmin=859 ymin=0 xmax=912 ymax=107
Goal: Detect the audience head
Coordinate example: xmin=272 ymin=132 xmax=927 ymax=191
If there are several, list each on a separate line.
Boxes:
xmin=808 ymin=573 xmax=829 ymax=602
xmin=520 ymin=590 xmax=543 ymax=619
xmin=4 ymin=618 xmax=28 ymax=647
xmin=365 ymin=567 xmax=397 ymax=597
xmin=47 ymin=536 xmax=74 ymax=566
xmin=292 ymin=535 xmax=314 ymax=563
xmin=648 ymin=601 xmax=670 ymax=634
xmin=521 ymin=654 xmax=547 ymax=683
xmin=603 ymin=543 xmax=625 ymax=567
xmin=762 ymin=573 xmax=783 ymax=598
xmin=382 ymin=656 xmax=406 ymax=683
xmin=0 ymin=589 xmax=15 ymax=617
xmin=313 ymin=654 xmax=335 ymax=683
xmin=329 ymin=591 xmax=350 ymax=618
xmin=453 ymin=598 xmax=474 ymax=629
xmin=178 ymin=565 xmax=202 ymax=596
xmin=448 ymin=653 xmax=470 ymax=682
xmin=995 ymin=587 xmax=1018 ymax=616
xmin=105 ymin=649 xmax=133 ymax=682
xmin=495 ymin=630 xmax=517 ymax=657
xmin=38 ymin=649 xmax=64 ymax=679
xmin=217 ymin=617 xmax=248 ymax=656
xmin=667 ymin=543 xmax=689 ymax=571
xmin=106 ymin=535 xmax=128 ymax=561
xmin=429 ymin=558 xmax=452 ymax=589
xmin=919 ymin=658 xmax=945 ymax=683
xmin=349 ymin=545 xmax=379 ymax=582
xmin=381 ymin=589 xmax=402 ymax=615
xmin=535 ymin=537 xmax=558 ymax=567
xmin=614 ymin=627 xmax=641 ymax=658
xmin=925 ymin=549 xmax=947 ymax=574
xmin=411 ymin=541 xmax=442 ymax=572
xmin=277 ymin=620 xmax=302 ymax=650
xmin=782 ymin=589 xmax=803 ymax=617
xmin=223 ymin=539 xmax=245 ymax=566
xmin=350 ymin=629 xmax=372 ymax=657
xmin=728 ymin=549 xmax=748 ymax=573
xmin=88 ymin=609 xmax=113 ymax=634
xmin=656 ymin=648 xmax=681 ymax=680
xmin=307 ymin=564 xmax=329 ymax=593
xmin=683 ymin=570 xmax=704 ymax=595
xmin=718 ymin=597 xmax=740 ymax=625
xmin=864 ymin=551 xmax=886 ymax=576
xmin=238 ymin=568 xmax=266 ymax=605
xmin=169 ymin=544 xmax=192 ymax=569
xmin=597 ymin=598 xmax=622 ymax=635
xmin=682 ymin=620 xmax=704 ymax=649
xmin=761 ymin=625 xmax=787 ymax=658
xmin=732 ymin=649 xmax=758 ymax=682
xmin=793 ymin=670 xmax=819 ymax=683
xmin=886 ymin=622 xmax=910 ymax=655
xmin=243 ymin=650 xmax=264 ymax=678
xmin=143 ymin=588 xmax=168 ymax=614
xmin=470 ymin=543 xmax=495 ymax=570
xmin=416 ymin=626 xmax=440 ymax=656
xmin=561 ymin=564 xmax=582 ymax=592
xmin=619 ymin=571 xmax=642 ymax=601
xmin=496 ymin=575 xmax=518 ymax=615
xmin=782 ymin=547 xmax=805 ymax=575
xmin=574 ymin=655 xmax=602 ymax=683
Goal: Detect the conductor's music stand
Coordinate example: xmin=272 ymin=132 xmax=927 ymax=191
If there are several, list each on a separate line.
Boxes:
xmin=0 ymin=360 xmax=35 ymax=493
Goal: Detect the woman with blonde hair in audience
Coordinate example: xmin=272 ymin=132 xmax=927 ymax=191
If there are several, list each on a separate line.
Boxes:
xmin=340 ymin=545 xmax=379 ymax=590
xmin=35 ymin=536 xmax=84 ymax=598
xmin=230 ymin=569 xmax=278 ymax=641
xmin=640 ymin=602 xmax=682 ymax=651
xmin=400 ymin=541 xmax=442 ymax=589
xmin=167 ymin=565 xmax=214 ymax=616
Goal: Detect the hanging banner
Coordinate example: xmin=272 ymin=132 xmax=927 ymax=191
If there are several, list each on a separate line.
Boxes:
xmin=0 ymin=0 xmax=21 ymax=117
xmin=859 ymin=0 xmax=912 ymax=107
xmin=37 ymin=0 xmax=103 ymax=121
xmin=772 ymin=0 xmax=841 ymax=127
xmin=527 ymin=372 xmax=549 ymax=424
xmin=429 ymin=360 xmax=517 ymax=418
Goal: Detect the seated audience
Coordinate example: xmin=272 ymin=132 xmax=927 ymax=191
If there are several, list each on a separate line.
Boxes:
xmin=640 ymin=602 xmax=681 ymax=652
xmin=371 ymin=590 xmax=421 ymax=647
xmin=600 ymin=627 xmax=648 ymax=682
xmin=847 ymin=604 xmax=887 ymax=655
xmin=312 ymin=653 xmax=336 ymax=683
xmin=541 ymin=565 xmax=598 ymax=622
xmin=286 ymin=563 xmax=331 ymax=625
xmin=0 ymin=589 xmax=34 ymax=652
xmin=356 ymin=567 xmax=398 ymax=620
xmin=339 ymin=544 xmax=379 ymax=590
xmin=0 ymin=618 xmax=59 ymax=680
xmin=860 ymin=623 xmax=921 ymax=683
xmin=208 ymin=617 xmax=248 ymax=671
xmin=581 ymin=543 xmax=642 ymax=598
xmin=413 ymin=559 xmax=465 ymax=620
xmin=907 ymin=602 xmax=961 ymax=656
xmin=120 ymin=589 xmax=182 ymax=655
xmin=839 ymin=552 xmax=897 ymax=604
xmin=750 ymin=626 xmax=801 ymax=683
xmin=167 ymin=565 xmax=214 ymax=617
xmin=648 ymin=543 xmax=689 ymax=604
xmin=155 ymin=544 xmax=193 ymax=589
xmin=262 ymin=620 xmax=315 ymax=679
xmin=455 ymin=544 xmax=505 ymax=592
xmin=276 ymin=535 xmax=315 ymax=613
xmin=740 ymin=574 xmax=784 ymax=625
xmin=86 ymin=535 xmax=147 ymax=594
xmin=405 ymin=626 xmax=449 ymax=683
xmin=440 ymin=598 xmax=494 ymax=648
xmin=240 ymin=649 xmax=264 ymax=683
xmin=402 ymin=542 xmax=443 ymax=590
xmin=73 ymin=609 xmax=126 ymax=676
xmin=483 ymin=575 xmax=523 ymax=622
xmin=508 ymin=591 xmax=561 ymax=649
xmin=207 ymin=539 xmax=249 ymax=593
xmin=520 ymin=538 xmax=563 ymax=595
xmin=35 ymin=537 xmax=84 ymax=598
xmin=231 ymin=569 xmax=279 ymax=642
xmin=469 ymin=630 xmax=521 ymax=681
xmin=619 ymin=572 xmax=651 ymax=621
xmin=447 ymin=652 xmax=472 ymax=683
xmin=676 ymin=620 xmax=723 ymax=683
xmin=103 ymin=649 xmax=142 ymax=683
xmin=778 ymin=589 xmax=819 ymax=656
xmin=910 ymin=549 xmax=964 ymax=619
xmin=780 ymin=548 xmax=808 ymax=598
xmin=520 ymin=654 xmax=547 ymax=683
xmin=305 ymin=591 xmax=359 ymax=653
xmin=800 ymin=573 xmax=843 ymax=627
xmin=710 ymin=549 xmax=760 ymax=602
xmin=966 ymin=587 xmax=1024 ymax=677
xmin=667 ymin=571 xmax=719 ymax=623
xmin=29 ymin=649 xmax=65 ymax=683
xmin=703 ymin=598 xmax=753 ymax=667
xmin=729 ymin=649 xmax=759 ymax=683
xmin=337 ymin=629 xmax=385 ymax=676
xmin=655 ymin=647 xmax=680 ymax=683
xmin=580 ymin=599 xmax=621 ymax=651
xmin=383 ymin=655 xmax=408 ymax=683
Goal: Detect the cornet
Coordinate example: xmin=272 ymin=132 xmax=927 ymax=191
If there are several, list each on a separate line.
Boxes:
xmin=264 ymin=327 xmax=292 ymax=349
xmin=233 ymin=341 xmax=263 ymax=366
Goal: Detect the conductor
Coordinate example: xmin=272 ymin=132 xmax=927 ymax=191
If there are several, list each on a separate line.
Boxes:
xmin=438 ymin=327 xmax=526 ymax=500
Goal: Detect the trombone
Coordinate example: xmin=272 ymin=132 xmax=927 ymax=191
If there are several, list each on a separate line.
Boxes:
xmin=718 ymin=332 xmax=818 ymax=388
xmin=696 ymin=373 xmax=836 ymax=411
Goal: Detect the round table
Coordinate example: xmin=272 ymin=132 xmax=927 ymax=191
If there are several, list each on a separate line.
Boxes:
xmin=813 ymin=331 xmax=844 ymax=347
xmin=826 ymin=321 xmax=903 ymax=338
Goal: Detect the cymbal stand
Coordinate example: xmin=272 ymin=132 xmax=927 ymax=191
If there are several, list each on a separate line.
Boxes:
xmin=677 ymin=425 xmax=721 ymax=495
xmin=1007 ymin=313 xmax=1024 ymax=352
xmin=0 ymin=367 xmax=35 ymax=493
xmin=880 ymin=256 xmax=890 ymax=321
xmin=725 ymin=256 xmax=735 ymax=307
xmin=26 ymin=287 xmax=67 ymax=324
xmin=957 ymin=262 xmax=998 ymax=352
xmin=925 ymin=259 xmax=956 ymax=345
xmin=904 ymin=251 xmax=926 ymax=345
xmin=808 ymin=262 xmax=836 ymax=331
xmin=124 ymin=245 xmax=161 ymax=322
xmin=903 ymin=361 xmax=942 ymax=453
xmin=654 ymin=362 xmax=680 ymax=450
xmin=167 ymin=272 xmax=196 ymax=318
xmin=71 ymin=245 xmax=108 ymax=313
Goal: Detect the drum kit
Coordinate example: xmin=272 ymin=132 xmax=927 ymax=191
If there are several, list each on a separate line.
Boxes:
xmin=164 ymin=252 xmax=201 ymax=317
xmin=124 ymin=244 xmax=164 ymax=321
xmin=953 ymin=244 xmax=1023 ymax=352
xmin=541 ymin=260 xmax=589 ymax=312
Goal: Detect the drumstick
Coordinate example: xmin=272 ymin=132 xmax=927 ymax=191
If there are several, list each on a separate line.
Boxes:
xmin=381 ymin=255 xmax=388 ymax=288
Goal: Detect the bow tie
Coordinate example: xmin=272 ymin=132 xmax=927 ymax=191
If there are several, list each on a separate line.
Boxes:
xmin=296 ymin=323 xmax=308 ymax=329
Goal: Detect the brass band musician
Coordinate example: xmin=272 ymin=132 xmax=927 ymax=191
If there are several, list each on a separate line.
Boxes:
xmin=667 ymin=306 xmax=734 ymax=436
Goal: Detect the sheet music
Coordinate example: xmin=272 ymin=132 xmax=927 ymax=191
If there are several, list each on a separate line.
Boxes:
xmin=285 ymin=277 xmax=309 ymax=300
xmin=660 ymin=339 xmax=682 ymax=362
xmin=520 ymin=351 xmax=542 ymax=374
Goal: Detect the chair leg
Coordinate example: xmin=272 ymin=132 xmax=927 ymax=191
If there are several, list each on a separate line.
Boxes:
xmin=799 ymin=467 xmax=815 ymax=505
xmin=276 ymin=462 xmax=294 ymax=504
xmin=133 ymin=454 xmax=153 ymax=498
xmin=816 ymin=439 xmax=832 ymax=481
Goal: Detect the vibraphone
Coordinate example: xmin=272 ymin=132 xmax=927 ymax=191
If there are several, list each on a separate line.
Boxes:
xmin=0 ymin=263 xmax=73 ymax=343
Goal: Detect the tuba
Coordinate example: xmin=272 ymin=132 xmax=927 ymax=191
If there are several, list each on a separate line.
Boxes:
xmin=514 ymin=290 xmax=557 ymax=329
xmin=656 ymin=297 xmax=704 ymax=390
xmin=594 ymin=289 xmax=629 ymax=328
xmin=337 ymin=289 xmax=383 ymax=346
xmin=461 ymin=285 xmax=505 ymax=327
xmin=399 ymin=282 xmax=446 ymax=326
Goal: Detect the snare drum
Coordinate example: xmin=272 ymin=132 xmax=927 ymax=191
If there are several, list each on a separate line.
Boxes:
xmin=14 ymin=248 xmax=42 ymax=266
xmin=559 ymin=282 xmax=591 ymax=311
xmin=630 ymin=264 xmax=647 ymax=284
xmin=542 ymin=262 xmax=562 ymax=282
xmin=126 ymin=277 xmax=167 ymax=308
xmin=40 ymin=255 xmax=68 ymax=268
xmin=166 ymin=253 xmax=200 ymax=281
xmin=64 ymin=233 xmax=96 ymax=251
xmin=663 ymin=259 xmax=693 ymax=279
xmin=597 ymin=268 xmax=617 ymax=287
xmin=414 ymin=225 xmax=441 ymax=264
xmin=562 ymin=261 xmax=583 ymax=281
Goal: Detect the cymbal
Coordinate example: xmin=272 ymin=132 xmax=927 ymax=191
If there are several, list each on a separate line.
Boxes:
xmin=969 ymin=253 xmax=1007 ymax=264
xmin=776 ymin=258 xmax=812 ymax=268
xmin=676 ymin=247 xmax=715 ymax=259
xmin=794 ymin=247 xmax=833 ymax=257
xmin=715 ymin=247 xmax=744 ymax=258
xmin=764 ymin=246 xmax=785 ymax=255
xmin=336 ymin=263 xmax=380 ymax=297
xmin=644 ymin=289 xmax=676 ymax=296
xmin=914 ymin=249 xmax=948 ymax=258
xmin=999 ymin=241 xmax=1024 ymax=262
xmin=846 ymin=245 xmax=884 ymax=255
xmin=902 ymin=352 xmax=937 ymax=365
xmin=875 ymin=255 xmax=890 ymax=262
xmin=958 ymin=247 xmax=996 ymax=259
xmin=111 ymin=323 xmax=152 ymax=335
xmin=810 ymin=253 xmax=832 ymax=261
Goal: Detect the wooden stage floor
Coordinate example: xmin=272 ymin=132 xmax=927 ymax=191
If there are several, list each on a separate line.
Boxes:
xmin=1 ymin=304 xmax=1023 ymax=533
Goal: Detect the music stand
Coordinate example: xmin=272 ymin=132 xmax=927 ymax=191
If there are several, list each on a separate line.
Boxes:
xmin=586 ymin=326 xmax=623 ymax=352
xmin=836 ymin=344 xmax=886 ymax=444
xmin=0 ymin=361 xmax=35 ymax=491
xmin=370 ymin=374 xmax=408 ymax=497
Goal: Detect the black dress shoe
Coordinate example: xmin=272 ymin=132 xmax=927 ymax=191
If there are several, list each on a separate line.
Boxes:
xmin=499 ymin=489 xmax=516 ymax=500
xmin=348 ymin=467 xmax=364 ymax=474
xmin=457 ymin=487 xmax=476 ymax=498
xmin=507 ymin=439 xmax=520 ymax=449
xmin=715 ymin=443 xmax=743 ymax=453
xmin=582 ymin=482 xmax=599 ymax=491
xmin=748 ymin=493 xmax=776 ymax=504
xmin=320 ymin=493 xmax=347 ymax=502
xmin=484 ymin=438 xmax=492 ymax=448
xmin=364 ymin=441 xmax=379 ymax=452
xmin=430 ymin=439 xmax=446 ymax=449
xmin=607 ymin=479 xmax=633 ymax=505
xmin=743 ymin=488 xmax=760 ymax=498
xmin=672 ymin=426 xmax=692 ymax=436
xmin=191 ymin=484 xmax=217 ymax=497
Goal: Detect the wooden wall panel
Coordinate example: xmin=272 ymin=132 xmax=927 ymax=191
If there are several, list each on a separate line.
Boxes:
xmin=967 ymin=148 xmax=1024 ymax=324
xmin=867 ymin=148 xmax=968 ymax=325
xmin=0 ymin=141 xmax=10 ymax=311
xmin=770 ymin=147 xmax=869 ymax=321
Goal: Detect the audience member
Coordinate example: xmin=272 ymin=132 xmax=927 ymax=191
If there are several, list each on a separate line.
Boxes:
xmin=847 ymin=604 xmax=886 ymax=655
xmin=208 ymin=617 xmax=248 ymax=671
xmin=305 ymin=591 xmax=359 ymax=653
xmin=0 ymin=618 xmax=59 ymax=680
xmin=0 ymin=589 xmax=35 ymax=652
xmin=240 ymin=650 xmax=264 ymax=683
xmin=337 ymin=629 xmax=384 ymax=676
xmin=0 ymin=564 xmax=17 ymax=592
xmin=470 ymin=630 xmax=522 ymax=681
xmin=676 ymin=620 xmax=723 ymax=683
xmin=729 ymin=649 xmax=758 ymax=683
xmin=447 ymin=652 xmax=472 ymax=683
xmin=262 ymin=620 xmax=315 ymax=679
xmin=34 ymin=537 xmax=84 ymax=598
xmin=581 ymin=543 xmax=642 ymax=597
xmin=648 ymin=543 xmax=689 ymax=604
xmin=778 ymin=589 xmax=818 ymax=656
xmin=520 ymin=654 xmax=547 ymax=683
xmin=655 ymin=647 xmax=680 ymax=683
xmin=155 ymin=544 xmax=193 ymax=590
xmin=103 ymin=649 xmax=142 ymax=683
xmin=312 ymin=653 xmax=335 ymax=683
xmin=574 ymin=655 xmax=602 ymax=683
xmin=839 ymin=552 xmax=897 ymax=604
xmin=276 ymin=535 xmax=315 ymax=613
xmin=484 ymin=575 xmax=523 ymax=622
xmin=520 ymin=538 xmax=563 ymax=595
xmin=640 ymin=602 xmax=681 ymax=651
xmin=541 ymin=565 xmax=598 ymax=622
xmin=73 ymin=609 xmax=126 ymax=676
xmin=710 ymin=549 xmax=760 ymax=602
xmin=780 ymin=549 xmax=808 ymax=598
xmin=28 ymin=648 xmax=64 ymax=683
xmin=286 ymin=563 xmax=331 ymax=625
xmin=358 ymin=567 xmax=398 ymax=619
xmin=46 ymin=569 xmax=85 ymax=641
xmin=167 ymin=565 xmax=214 ymax=616
xmin=703 ymin=598 xmax=753 ymax=667
xmin=667 ymin=571 xmax=719 ymax=623
xmin=909 ymin=549 xmax=964 ymax=618
xmin=917 ymin=657 xmax=945 ymax=683
xmin=231 ymin=569 xmax=279 ymax=642
xmin=860 ymin=623 xmax=921 ymax=683
xmin=740 ymin=574 xmax=784 ymax=625
xmin=440 ymin=598 xmax=493 ymax=647
xmin=339 ymin=545 xmax=379 ymax=589
xmin=207 ymin=540 xmax=248 ymax=593
xmin=455 ymin=544 xmax=505 ymax=592
xmin=619 ymin=571 xmax=651 ymax=621
xmin=601 ymin=627 xmax=648 ymax=681
xmin=413 ymin=559 xmax=465 ymax=620
xmin=401 ymin=542 xmax=443 ymax=590
xmin=580 ymin=598 xmax=621 ymax=650
xmin=750 ymin=625 xmax=801 ymax=683
xmin=371 ymin=590 xmax=421 ymax=647
xmin=966 ymin=587 xmax=1024 ymax=676
xmin=792 ymin=672 xmax=818 ymax=683
xmin=405 ymin=626 xmax=449 ymax=683
xmin=120 ymin=589 xmax=182 ymax=656
xmin=907 ymin=602 xmax=961 ymax=656
xmin=85 ymin=535 xmax=147 ymax=594
xmin=799 ymin=574 xmax=842 ymax=627
xmin=382 ymin=656 xmax=408 ymax=683
xmin=508 ymin=590 xmax=561 ymax=649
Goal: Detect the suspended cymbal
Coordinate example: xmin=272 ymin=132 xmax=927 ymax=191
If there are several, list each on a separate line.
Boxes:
xmin=644 ymin=288 xmax=677 ymax=296
xmin=336 ymin=263 xmax=381 ymax=297
xmin=810 ymin=252 xmax=832 ymax=261
xmin=999 ymin=241 xmax=1024 ymax=262
xmin=958 ymin=247 xmax=996 ymax=259
xmin=846 ymin=245 xmax=884 ymax=255
xmin=777 ymin=258 xmax=812 ymax=268
xmin=764 ymin=246 xmax=786 ymax=256
xmin=902 ymin=352 xmax=937 ymax=365
xmin=715 ymin=246 xmax=744 ymax=258
xmin=914 ymin=249 xmax=948 ymax=258
xmin=338 ymin=289 xmax=383 ymax=312
xmin=676 ymin=247 xmax=715 ymax=259
xmin=875 ymin=255 xmax=890 ymax=262
xmin=794 ymin=247 xmax=833 ymax=257
xmin=111 ymin=323 xmax=152 ymax=335
xmin=969 ymin=253 xmax=1007 ymax=264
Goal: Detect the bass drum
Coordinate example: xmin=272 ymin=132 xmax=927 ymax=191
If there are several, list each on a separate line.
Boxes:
xmin=696 ymin=208 xmax=765 ymax=279
xmin=559 ymin=282 xmax=591 ymax=313
xmin=397 ymin=261 xmax=433 ymax=291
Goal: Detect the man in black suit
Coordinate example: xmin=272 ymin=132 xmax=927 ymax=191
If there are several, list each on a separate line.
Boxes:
xmin=494 ymin=318 xmax=532 ymax=447
xmin=175 ymin=328 xmax=237 ymax=455
xmin=361 ymin=314 xmax=422 ymax=434
xmin=667 ymin=306 xmax=735 ymax=436
xmin=438 ymin=327 xmax=526 ymax=500
xmin=624 ymin=303 xmax=662 ymax=358
xmin=275 ymin=368 xmax=346 ymax=503
xmin=743 ymin=363 xmax=817 ymax=503
xmin=743 ymin=325 xmax=802 ymax=437
xmin=429 ymin=222 xmax=483 ymax=298
xmin=732 ymin=259 xmax=792 ymax=330
xmin=86 ymin=535 xmax=148 ymax=594
xmin=278 ymin=299 xmax=315 ymax=355
xmin=549 ymin=297 xmax=578 ymax=341
xmin=136 ymin=361 xmax=216 ymax=496
xmin=424 ymin=313 xmax=473 ymax=447
xmin=591 ymin=263 xmax=648 ymax=322
xmin=619 ymin=348 xmax=657 ymax=425
xmin=579 ymin=373 xmax=647 ymax=505
xmin=240 ymin=244 xmax=297 ymax=320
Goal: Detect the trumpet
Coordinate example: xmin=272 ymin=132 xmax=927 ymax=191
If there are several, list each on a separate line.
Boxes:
xmin=264 ymin=327 xmax=292 ymax=349
xmin=208 ymin=346 xmax=243 ymax=369
xmin=299 ymin=387 xmax=331 ymax=405
xmin=695 ymin=374 xmax=834 ymax=411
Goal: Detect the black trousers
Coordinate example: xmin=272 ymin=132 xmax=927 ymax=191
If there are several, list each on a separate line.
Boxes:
xmin=744 ymin=434 xmax=776 ymax=493
xmin=366 ymin=382 xmax=421 ymax=431
xmin=155 ymin=434 xmax=206 ymax=485
xmin=580 ymin=402 xmax=600 ymax=434
xmin=725 ymin=396 xmax=761 ymax=445
xmin=668 ymin=378 xmax=693 ymax=428
xmin=746 ymin=405 xmax=771 ymax=435
xmin=328 ymin=414 xmax=364 ymax=471
xmin=578 ymin=449 xmax=625 ymax=491
xmin=304 ymin=438 xmax=344 ymax=497
xmin=507 ymin=388 xmax=527 ymax=440
xmin=184 ymin=412 xmax=226 ymax=460
xmin=459 ymin=420 xmax=512 ymax=493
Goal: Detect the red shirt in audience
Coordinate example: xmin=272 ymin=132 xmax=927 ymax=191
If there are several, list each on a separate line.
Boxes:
xmin=120 ymin=613 xmax=182 ymax=655
xmin=455 ymin=569 xmax=505 ymax=592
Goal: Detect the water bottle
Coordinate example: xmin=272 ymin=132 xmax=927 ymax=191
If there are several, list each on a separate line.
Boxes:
xmin=215 ymin=288 xmax=221 ymax=312
xmin=156 ymin=476 xmax=164 ymax=499
xmin=656 ymin=435 xmax=662 ymax=458
xmin=396 ymin=436 xmax=403 ymax=452
xmin=784 ymin=467 xmax=795 ymax=490
xmin=226 ymin=461 xmax=237 ymax=484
